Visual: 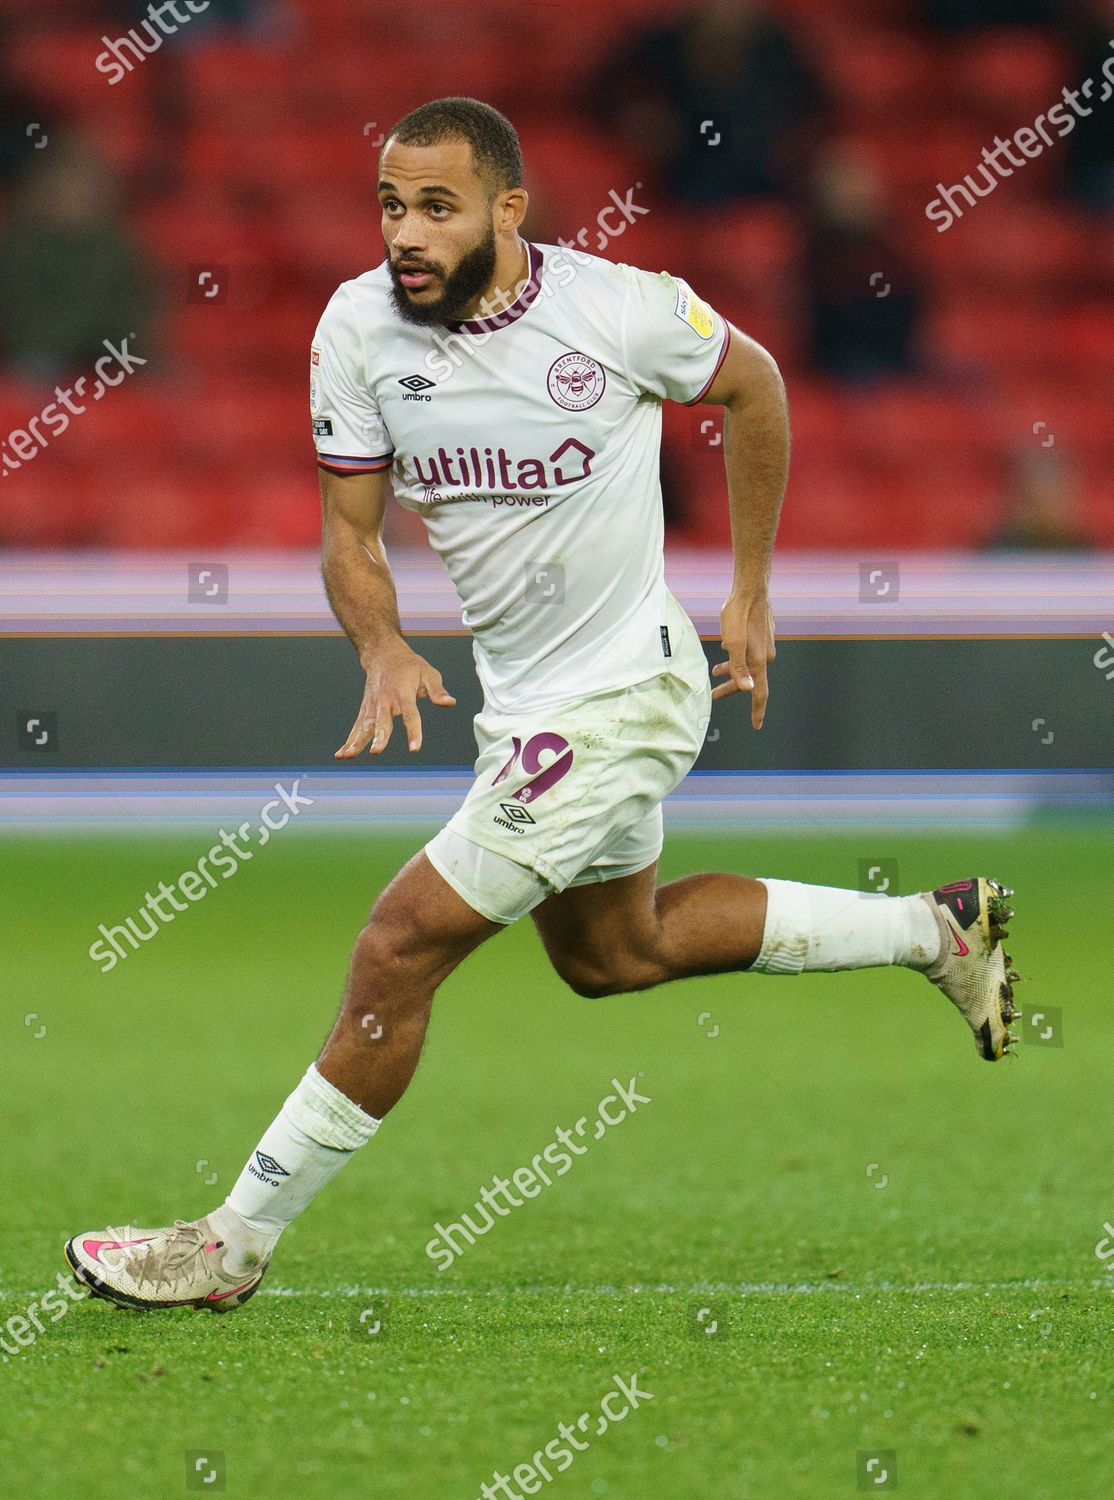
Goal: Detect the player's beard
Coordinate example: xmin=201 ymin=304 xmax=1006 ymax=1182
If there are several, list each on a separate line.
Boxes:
xmin=387 ymin=224 xmax=499 ymax=327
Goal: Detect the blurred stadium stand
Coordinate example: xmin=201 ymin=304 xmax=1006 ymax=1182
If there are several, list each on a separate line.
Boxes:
xmin=0 ymin=0 xmax=1111 ymax=550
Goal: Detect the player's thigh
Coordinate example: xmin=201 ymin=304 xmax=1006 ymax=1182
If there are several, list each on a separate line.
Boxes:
xmin=366 ymin=848 xmax=504 ymax=968
xmin=530 ymin=858 xmax=661 ymax=978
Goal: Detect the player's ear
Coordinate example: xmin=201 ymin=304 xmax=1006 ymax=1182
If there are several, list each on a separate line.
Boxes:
xmin=496 ymin=186 xmax=528 ymax=232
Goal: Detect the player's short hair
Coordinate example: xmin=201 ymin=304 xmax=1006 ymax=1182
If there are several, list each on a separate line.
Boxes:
xmin=386 ymin=97 xmax=524 ymax=198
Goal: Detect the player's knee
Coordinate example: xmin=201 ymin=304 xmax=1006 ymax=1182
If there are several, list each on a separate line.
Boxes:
xmin=556 ymin=951 xmax=663 ymax=1000
xmin=567 ymin=968 xmax=614 ymax=1000
xmin=349 ymin=913 xmax=433 ymax=987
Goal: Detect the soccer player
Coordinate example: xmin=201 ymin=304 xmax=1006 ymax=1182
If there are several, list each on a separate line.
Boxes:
xmin=65 ymin=98 xmax=1020 ymax=1311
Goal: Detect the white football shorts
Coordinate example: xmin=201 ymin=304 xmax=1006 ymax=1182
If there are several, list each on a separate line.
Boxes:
xmin=424 ymin=594 xmax=711 ymax=925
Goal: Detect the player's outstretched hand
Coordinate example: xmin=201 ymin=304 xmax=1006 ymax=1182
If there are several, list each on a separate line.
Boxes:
xmin=336 ymin=641 xmax=456 ymax=757
xmin=712 ymin=589 xmax=776 ymax=728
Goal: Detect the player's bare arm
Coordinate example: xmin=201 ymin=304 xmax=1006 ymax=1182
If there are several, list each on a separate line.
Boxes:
xmin=701 ymin=326 xmax=789 ymax=728
xmin=320 ymin=465 xmax=456 ymax=756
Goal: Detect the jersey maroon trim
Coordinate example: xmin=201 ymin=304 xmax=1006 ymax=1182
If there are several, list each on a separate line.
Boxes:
xmin=444 ymin=243 xmax=544 ymax=335
xmin=683 ymin=323 xmax=732 ymax=405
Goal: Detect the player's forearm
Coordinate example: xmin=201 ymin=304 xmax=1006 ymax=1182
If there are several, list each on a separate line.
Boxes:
xmin=721 ymin=358 xmax=789 ymax=593
xmin=322 ymin=528 xmax=406 ymax=668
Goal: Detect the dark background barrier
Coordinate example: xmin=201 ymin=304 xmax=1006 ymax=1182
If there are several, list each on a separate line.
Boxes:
xmin=6 ymin=634 xmax=1110 ymax=770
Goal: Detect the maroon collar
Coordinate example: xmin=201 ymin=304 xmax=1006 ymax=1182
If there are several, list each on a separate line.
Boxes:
xmin=445 ymin=242 xmax=544 ymax=334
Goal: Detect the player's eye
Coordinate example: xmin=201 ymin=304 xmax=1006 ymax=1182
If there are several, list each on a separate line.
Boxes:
xmin=427 ymin=203 xmax=451 ymax=218
xmin=380 ymin=198 xmax=402 ymax=214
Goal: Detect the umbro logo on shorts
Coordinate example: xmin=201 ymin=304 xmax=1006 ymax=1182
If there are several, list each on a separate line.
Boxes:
xmin=399 ymin=374 xmax=435 ymax=401
xmin=494 ymin=801 xmax=536 ymax=834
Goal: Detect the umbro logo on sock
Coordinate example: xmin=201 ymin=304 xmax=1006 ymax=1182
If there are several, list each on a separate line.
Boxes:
xmin=247 ymin=1150 xmax=290 ymax=1186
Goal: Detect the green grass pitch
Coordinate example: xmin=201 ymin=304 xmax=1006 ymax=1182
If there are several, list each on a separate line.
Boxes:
xmin=1 ymin=826 xmax=1111 ymax=1498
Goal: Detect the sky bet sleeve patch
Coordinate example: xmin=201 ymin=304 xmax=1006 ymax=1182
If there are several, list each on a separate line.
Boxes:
xmin=673 ymin=278 xmax=715 ymax=339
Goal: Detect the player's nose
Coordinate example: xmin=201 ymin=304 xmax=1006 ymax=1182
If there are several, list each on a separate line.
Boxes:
xmin=390 ymin=216 xmax=428 ymax=253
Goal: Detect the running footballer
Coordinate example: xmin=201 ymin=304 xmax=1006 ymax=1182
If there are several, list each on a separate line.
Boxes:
xmin=66 ymin=98 xmax=1020 ymax=1311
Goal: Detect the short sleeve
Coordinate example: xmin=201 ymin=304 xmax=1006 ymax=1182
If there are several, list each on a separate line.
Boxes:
xmin=311 ymin=288 xmax=394 ymax=475
xmin=620 ymin=266 xmax=730 ymax=405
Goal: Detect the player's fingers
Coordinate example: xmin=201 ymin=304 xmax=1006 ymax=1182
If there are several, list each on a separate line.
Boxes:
xmin=711 ymin=659 xmax=741 ymax=699
xmin=336 ymin=696 xmax=376 ymax=758
xmin=749 ymin=664 xmax=770 ymax=730
xmin=730 ymin=655 xmax=754 ymax=693
xmin=422 ymin=670 xmax=457 ymax=707
xmin=713 ymin=655 xmax=752 ymax=685
xmin=369 ymin=697 xmax=395 ymax=755
xmin=400 ymin=697 xmax=423 ymax=753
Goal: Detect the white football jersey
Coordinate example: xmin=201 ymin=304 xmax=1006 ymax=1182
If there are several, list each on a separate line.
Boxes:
xmin=311 ymin=241 xmax=729 ymax=712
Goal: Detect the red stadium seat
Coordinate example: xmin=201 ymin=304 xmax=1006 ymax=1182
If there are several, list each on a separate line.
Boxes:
xmin=691 ymin=201 xmax=802 ymax=307
xmin=0 ymin=457 xmax=98 ymax=546
xmin=843 ymin=384 xmax=1002 ymax=467
xmin=1055 ymin=307 xmax=1114 ymax=378
xmin=850 ymin=119 xmax=1056 ymax=205
xmin=821 ymin=31 xmax=946 ymax=121
xmin=2 ymin=6 xmax=1107 ymax=553
xmin=921 ymin=294 xmax=1058 ymax=378
xmin=177 ymin=43 xmax=298 ymax=129
xmin=6 ymin=28 xmax=153 ymax=118
xmin=911 ymin=201 xmax=1095 ymax=294
xmin=996 ymin=384 xmax=1114 ymax=464
xmin=166 ymin=381 xmax=308 ymax=470
xmin=274 ymin=192 xmax=381 ymax=286
xmin=182 ymin=125 xmax=380 ymax=196
xmin=949 ymin=29 xmax=1072 ymax=123
xmin=1080 ymin=466 xmax=1114 ymax=547
xmin=518 ymin=126 xmax=649 ymax=247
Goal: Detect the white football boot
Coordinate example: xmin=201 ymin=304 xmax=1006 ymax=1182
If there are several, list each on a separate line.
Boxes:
xmin=64 ymin=1216 xmax=267 ymax=1311
xmin=922 ymin=877 xmax=1020 ymax=1061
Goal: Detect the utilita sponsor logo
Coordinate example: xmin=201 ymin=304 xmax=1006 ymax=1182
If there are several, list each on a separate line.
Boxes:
xmin=410 ymin=438 xmax=594 ymax=493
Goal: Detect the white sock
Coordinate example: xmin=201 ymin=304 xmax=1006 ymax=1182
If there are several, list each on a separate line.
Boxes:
xmin=751 ymin=878 xmax=942 ymax=975
xmin=209 ymin=1064 xmax=380 ymax=1274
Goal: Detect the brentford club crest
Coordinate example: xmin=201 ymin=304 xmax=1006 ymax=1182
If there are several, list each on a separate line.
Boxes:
xmin=547 ymin=351 xmax=605 ymax=411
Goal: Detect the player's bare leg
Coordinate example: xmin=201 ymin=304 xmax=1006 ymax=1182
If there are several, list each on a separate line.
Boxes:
xmin=316 ymin=851 xmax=501 ymax=1116
xmin=65 ymin=854 xmax=499 ymax=1310
xmin=532 ymin=864 xmax=1019 ymax=1061
xmin=532 ymin=863 xmax=770 ymax=992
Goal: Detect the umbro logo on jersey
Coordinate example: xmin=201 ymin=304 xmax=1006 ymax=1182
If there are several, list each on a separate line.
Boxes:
xmin=399 ymin=374 xmax=435 ymax=402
